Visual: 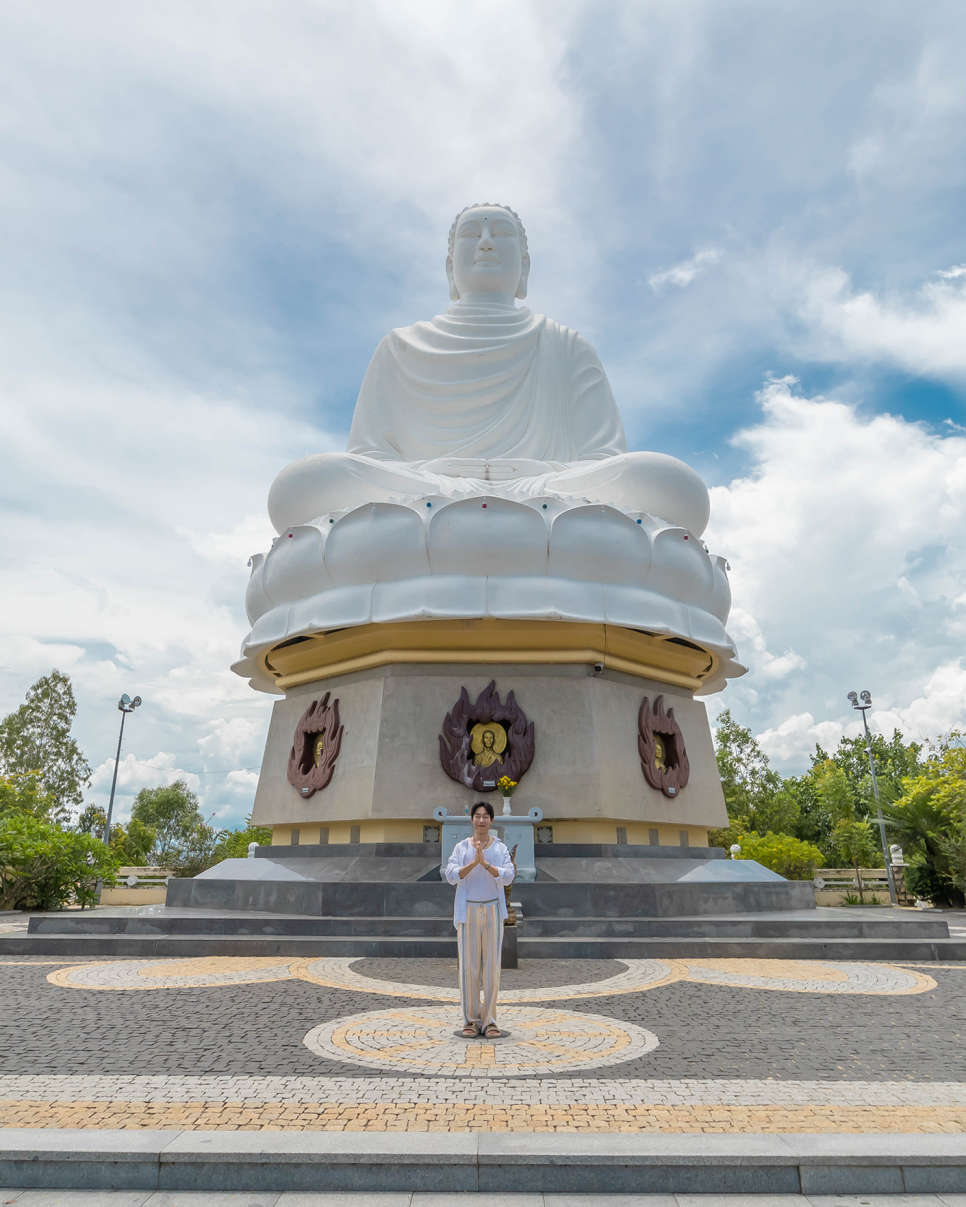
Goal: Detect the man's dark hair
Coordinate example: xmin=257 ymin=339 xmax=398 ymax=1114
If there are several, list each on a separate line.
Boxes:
xmin=470 ymin=800 xmax=494 ymax=820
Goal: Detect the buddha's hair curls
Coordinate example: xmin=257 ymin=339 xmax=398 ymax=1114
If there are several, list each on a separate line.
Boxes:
xmin=447 ymin=204 xmax=528 ymax=261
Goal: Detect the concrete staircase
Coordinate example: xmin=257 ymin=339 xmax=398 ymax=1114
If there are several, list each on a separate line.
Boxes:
xmin=10 ymin=902 xmax=962 ymax=962
xmin=4 ymin=841 xmax=961 ymax=961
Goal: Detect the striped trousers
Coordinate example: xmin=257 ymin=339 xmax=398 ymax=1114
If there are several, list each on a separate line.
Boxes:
xmin=458 ymin=899 xmax=503 ymax=1031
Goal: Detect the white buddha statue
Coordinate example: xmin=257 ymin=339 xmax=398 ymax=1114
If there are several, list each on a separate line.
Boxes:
xmin=267 ymin=204 xmax=710 ymax=536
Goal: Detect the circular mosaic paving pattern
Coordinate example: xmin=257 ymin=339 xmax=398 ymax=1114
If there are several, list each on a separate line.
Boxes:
xmin=47 ymin=957 xmax=294 ymax=990
xmin=292 ymin=956 xmax=685 ymax=1000
xmin=302 ymin=1005 xmax=659 ymax=1075
xmin=42 ymin=954 xmax=937 ymax=996
xmin=680 ymin=959 xmax=936 ymax=995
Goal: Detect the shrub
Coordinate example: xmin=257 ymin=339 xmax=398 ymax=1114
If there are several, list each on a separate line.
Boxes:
xmin=0 ymin=813 xmax=119 ymax=910
xmin=904 ymin=862 xmax=958 ymax=906
xmin=211 ymin=825 xmax=273 ymax=864
xmin=734 ymin=831 xmax=826 ymax=880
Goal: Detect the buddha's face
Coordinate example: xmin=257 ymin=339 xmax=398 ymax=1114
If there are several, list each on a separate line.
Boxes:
xmin=448 ymin=206 xmax=529 ymax=302
xmin=482 ymin=730 xmax=495 ymax=749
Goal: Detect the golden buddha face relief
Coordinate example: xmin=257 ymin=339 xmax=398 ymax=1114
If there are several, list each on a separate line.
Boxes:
xmin=638 ymin=695 xmax=690 ymax=800
xmin=287 ymin=693 xmax=344 ymax=800
xmin=470 ymin=721 xmax=507 ymax=768
xmin=439 ymin=679 xmax=536 ymax=793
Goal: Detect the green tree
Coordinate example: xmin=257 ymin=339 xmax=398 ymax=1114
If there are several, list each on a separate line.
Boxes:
xmin=0 ymin=773 xmax=58 ymax=821
xmin=75 ymin=803 xmax=107 ymax=835
xmin=75 ymin=805 xmax=156 ymax=865
xmin=940 ymin=822 xmax=966 ymax=897
xmin=130 ymin=781 xmax=204 ymax=865
xmin=118 ymin=818 xmax=157 ymax=865
xmin=878 ymin=735 xmax=966 ymax=906
xmin=820 ymin=730 xmax=922 ymax=813
xmin=787 ymin=731 xmax=922 ymax=856
xmin=0 ymin=671 xmax=91 ymax=823
xmin=710 ymin=709 xmax=792 ymax=845
xmin=812 ymin=760 xmax=856 ymax=823
xmin=211 ymin=821 xmax=272 ymax=864
xmin=783 ymin=772 xmax=832 ymax=851
xmin=174 ymin=822 xmax=221 ymax=878
xmin=0 ymin=813 xmax=118 ymax=910
xmin=830 ymin=818 xmax=879 ymax=902
xmin=733 ymin=831 xmax=825 ymax=880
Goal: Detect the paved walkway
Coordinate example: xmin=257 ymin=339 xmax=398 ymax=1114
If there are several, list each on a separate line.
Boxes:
xmin=1 ymin=944 xmax=965 ymax=1135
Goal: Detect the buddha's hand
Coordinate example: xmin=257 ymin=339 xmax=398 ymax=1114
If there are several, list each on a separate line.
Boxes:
xmin=422 ymin=457 xmax=554 ymax=482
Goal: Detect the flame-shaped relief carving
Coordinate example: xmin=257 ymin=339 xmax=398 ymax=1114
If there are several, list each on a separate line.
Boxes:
xmin=287 ymin=693 xmax=344 ymax=798
xmin=638 ymin=695 xmax=690 ymax=798
xmin=439 ymin=680 xmax=535 ymax=792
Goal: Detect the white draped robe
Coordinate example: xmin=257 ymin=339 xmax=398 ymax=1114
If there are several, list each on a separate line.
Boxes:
xmin=267 ymin=303 xmax=711 ymax=535
xmin=347 ymin=303 xmax=627 ymax=467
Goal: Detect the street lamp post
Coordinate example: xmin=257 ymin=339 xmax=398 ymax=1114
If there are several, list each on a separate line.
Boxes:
xmin=103 ymin=694 xmax=142 ymax=846
xmin=847 ymin=690 xmax=897 ymax=906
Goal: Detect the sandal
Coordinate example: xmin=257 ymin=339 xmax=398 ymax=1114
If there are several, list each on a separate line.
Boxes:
xmin=484 ymin=1025 xmax=500 ymax=1038
xmin=462 ymin=1024 xmax=479 ymax=1038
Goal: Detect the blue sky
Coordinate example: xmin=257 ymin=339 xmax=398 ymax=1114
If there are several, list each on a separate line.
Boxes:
xmin=1 ymin=0 xmax=964 ymax=826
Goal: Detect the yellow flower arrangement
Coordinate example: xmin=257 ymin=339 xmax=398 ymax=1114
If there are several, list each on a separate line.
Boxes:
xmin=497 ymin=776 xmax=518 ymax=796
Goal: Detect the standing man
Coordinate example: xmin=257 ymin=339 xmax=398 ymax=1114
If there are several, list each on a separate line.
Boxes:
xmin=445 ymin=801 xmax=515 ymax=1038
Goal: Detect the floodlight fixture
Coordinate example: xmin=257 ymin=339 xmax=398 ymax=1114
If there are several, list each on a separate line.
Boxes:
xmin=845 ymin=688 xmax=896 ymax=905
xmin=103 ymin=693 xmax=143 ymax=847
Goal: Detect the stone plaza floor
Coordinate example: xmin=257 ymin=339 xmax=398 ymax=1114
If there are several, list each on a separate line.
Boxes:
xmin=1 ymin=941 xmax=966 ymax=1135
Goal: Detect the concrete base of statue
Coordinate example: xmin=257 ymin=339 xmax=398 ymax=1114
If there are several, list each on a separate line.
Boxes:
xmin=249 ymin=658 xmax=727 ymax=848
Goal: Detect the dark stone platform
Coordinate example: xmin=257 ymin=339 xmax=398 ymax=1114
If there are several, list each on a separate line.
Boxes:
xmin=7 ymin=840 xmax=963 ymax=960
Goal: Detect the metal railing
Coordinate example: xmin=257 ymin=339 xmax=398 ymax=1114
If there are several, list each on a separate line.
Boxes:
xmin=115 ymin=867 xmax=173 ymax=888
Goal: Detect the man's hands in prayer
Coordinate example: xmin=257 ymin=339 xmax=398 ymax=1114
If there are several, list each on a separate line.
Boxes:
xmin=460 ymin=836 xmax=498 ymax=879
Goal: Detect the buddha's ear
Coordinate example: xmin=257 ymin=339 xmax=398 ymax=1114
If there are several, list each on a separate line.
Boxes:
xmin=446 ymin=255 xmax=460 ymax=302
xmin=515 ymin=252 xmax=530 ymax=300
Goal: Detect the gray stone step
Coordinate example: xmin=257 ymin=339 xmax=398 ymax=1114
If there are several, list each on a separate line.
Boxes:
xmin=4 ymin=929 xmax=964 ymax=960
xmin=0 ymin=932 xmax=461 ymax=958
xmin=519 ymin=934 xmax=966 ymax=960
xmin=2 ymin=1128 xmax=966 ymax=1194
xmin=168 ymin=875 xmax=816 ymax=917
xmin=27 ymin=914 xmax=455 ymax=938
xmin=27 ymin=910 xmax=948 ymax=941
xmin=521 ymin=914 xmax=950 ymax=939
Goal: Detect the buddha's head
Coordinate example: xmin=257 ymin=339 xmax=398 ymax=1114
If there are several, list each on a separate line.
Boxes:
xmin=446 ymin=203 xmax=529 ymax=303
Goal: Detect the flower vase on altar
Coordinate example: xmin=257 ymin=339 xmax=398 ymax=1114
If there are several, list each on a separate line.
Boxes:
xmin=498 ymin=775 xmax=517 ymax=816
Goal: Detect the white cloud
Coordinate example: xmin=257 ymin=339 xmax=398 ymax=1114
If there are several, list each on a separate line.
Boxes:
xmin=879 ymin=659 xmax=966 ymax=744
xmin=727 ymin=609 xmax=807 ymax=683
xmin=709 ymin=377 xmax=966 ymax=769
xmin=756 ymin=713 xmax=847 ymax=765
xmin=649 ymin=249 xmax=722 ymax=290
xmin=789 ymin=263 xmax=966 ymax=381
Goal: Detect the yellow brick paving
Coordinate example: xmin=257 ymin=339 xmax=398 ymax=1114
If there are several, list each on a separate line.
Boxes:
xmin=1 ymin=1101 xmax=965 ymax=1132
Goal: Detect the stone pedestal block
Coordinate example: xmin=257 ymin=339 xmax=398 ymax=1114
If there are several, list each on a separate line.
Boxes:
xmin=251 ymin=661 xmax=728 ymax=843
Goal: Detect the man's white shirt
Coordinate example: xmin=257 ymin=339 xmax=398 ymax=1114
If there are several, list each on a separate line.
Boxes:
xmin=444 ymin=837 xmax=515 ymax=926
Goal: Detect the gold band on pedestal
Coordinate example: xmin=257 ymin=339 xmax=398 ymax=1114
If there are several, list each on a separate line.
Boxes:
xmin=260 ymin=618 xmax=717 ymax=691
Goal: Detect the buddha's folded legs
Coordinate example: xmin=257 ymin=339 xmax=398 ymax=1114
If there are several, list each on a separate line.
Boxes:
xmin=544 ymin=451 xmax=711 ymax=536
xmin=268 ymin=452 xmax=441 ymax=532
xmin=269 ymin=449 xmax=710 ymax=539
